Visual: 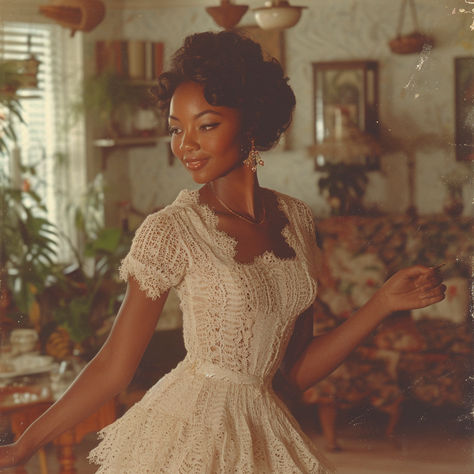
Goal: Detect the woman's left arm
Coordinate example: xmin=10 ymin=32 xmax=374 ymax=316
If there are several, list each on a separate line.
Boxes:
xmin=288 ymin=265 xmax=446 ymax=392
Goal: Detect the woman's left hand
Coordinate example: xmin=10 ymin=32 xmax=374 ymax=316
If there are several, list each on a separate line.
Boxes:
xmin=376 ymin=265 xmax=446 ymax=314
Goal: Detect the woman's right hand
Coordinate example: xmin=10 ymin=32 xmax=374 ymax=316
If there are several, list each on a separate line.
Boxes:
xmin=0 ymin=442 xmax=31 ymax=470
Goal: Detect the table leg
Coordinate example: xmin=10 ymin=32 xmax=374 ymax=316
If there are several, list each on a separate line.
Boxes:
xmin=38 ymin=447 xmax=49 ymax=474
xmin=56 ymin=444 xmax=76 ymax=474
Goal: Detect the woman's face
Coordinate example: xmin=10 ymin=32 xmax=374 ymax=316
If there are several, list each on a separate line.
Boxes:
xmin=168 ymin=81 xmax=243 ymax=183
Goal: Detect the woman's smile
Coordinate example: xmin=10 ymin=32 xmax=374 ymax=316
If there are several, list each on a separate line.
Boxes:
xmin=184 ymin=157 xmax=210 ymax=170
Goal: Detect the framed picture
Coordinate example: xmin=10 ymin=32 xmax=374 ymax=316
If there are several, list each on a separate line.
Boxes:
xmin=235 ymin=25 xmax=285 ymax=70
xmin=312 ymin=60 xmax=379 ymax=168
xmin=455 ymin=57 xmax=474 ymax=161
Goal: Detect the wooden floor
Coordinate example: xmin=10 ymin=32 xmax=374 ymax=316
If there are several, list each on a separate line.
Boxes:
xmin=309 ymin=407 xmax=473 ymax=474
xmin=20 ymin=404 xmax=473 ymax=473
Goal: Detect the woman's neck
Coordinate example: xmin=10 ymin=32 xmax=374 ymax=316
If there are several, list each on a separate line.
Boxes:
xmin=208 ymin=166 xmax=263 ymax=220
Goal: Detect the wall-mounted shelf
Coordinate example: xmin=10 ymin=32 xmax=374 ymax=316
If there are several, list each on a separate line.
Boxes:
xmin=125 ymin=79 xmax=157 ymax=88
xmin=94 ymin=135 xmax=173 ymax=169
xmin=94 ymin=135 xmax=170 ymax=148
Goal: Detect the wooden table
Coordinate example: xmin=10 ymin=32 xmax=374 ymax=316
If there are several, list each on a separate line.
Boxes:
xmin=2 ymin=394 xmax=116 ymax=474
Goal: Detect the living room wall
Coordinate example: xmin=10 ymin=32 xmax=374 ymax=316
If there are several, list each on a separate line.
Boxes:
xmin=83 ymin=0 xmax=472 ymax=224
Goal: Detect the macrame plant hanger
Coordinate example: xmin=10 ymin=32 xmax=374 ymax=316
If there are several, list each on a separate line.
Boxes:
xmin=389 ymin=0 xmax=433 ymax=54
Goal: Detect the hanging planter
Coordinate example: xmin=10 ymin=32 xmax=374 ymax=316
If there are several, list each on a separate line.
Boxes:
xmin=388 ymin=0 xmax=433 ymax=54
xmin=39 ymin=0 xmax=106 ymax=37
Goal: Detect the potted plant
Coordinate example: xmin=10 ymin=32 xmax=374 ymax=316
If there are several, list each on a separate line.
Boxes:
xmin=0 ymin=68 xmax=132 ymax=359
xmin=73 ymin=71 xmax=155 ymax=138
xmin=0 ymin=166 xmax=60 ymax=334
xmin=0 ymin=159 xmax=131 ymax=360
xmin=318 ymin=162 xmax=369 ymax=216
xmin=31 ymin=170 xmax=132 ymax=358
xmin=440 ymin=165 xmax=469 ymax=217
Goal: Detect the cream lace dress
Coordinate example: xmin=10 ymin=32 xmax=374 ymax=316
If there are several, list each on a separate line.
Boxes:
xmin=88 ymin=189 xmax=333 ymax=473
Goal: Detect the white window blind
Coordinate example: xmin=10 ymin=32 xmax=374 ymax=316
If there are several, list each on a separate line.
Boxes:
xmin=1 ymin=23 xmax=55 ymax=208
xmin=1 ymin=21 xmax=86 ymax=260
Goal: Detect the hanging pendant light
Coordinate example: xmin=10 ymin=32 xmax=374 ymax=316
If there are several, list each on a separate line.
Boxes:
xmin=39 ymin=0 xmax=106 ymax=37
xmin=206 ymin=1 xmax=249 ymax=30
xmin=253 ymin=1 xmax=307 ymax=30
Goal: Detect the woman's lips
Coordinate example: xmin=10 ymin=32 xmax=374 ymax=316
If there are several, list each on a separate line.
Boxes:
xmin=184 ymin=158 xmax=209 ymax=171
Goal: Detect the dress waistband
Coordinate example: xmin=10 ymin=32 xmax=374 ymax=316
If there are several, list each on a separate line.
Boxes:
xmin=185 ymin=358 xmax=267 ymax=388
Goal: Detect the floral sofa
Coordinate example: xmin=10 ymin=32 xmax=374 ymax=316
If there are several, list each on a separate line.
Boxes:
xmin=303 ymin=215 xmax=472 ymax=416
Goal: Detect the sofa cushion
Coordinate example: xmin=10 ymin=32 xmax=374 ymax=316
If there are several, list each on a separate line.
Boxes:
xmin=371 ymin=315 xmax=470 ymax=354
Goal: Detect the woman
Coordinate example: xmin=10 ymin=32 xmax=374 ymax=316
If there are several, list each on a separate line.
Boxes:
xmin=0 ymin=31 xmax=445 ymax=473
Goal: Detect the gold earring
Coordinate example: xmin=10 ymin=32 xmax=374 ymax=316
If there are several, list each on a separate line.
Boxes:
xmin=243 ymin=138 xmax=264 ymax=172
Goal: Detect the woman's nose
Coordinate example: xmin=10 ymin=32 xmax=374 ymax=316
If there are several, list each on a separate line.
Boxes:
xmin=179 ymin=130 xmax=199 ymax=151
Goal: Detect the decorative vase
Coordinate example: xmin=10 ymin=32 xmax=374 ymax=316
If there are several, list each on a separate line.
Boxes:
xmin=443 ymin=190 xmax=464 ymax=217
xmin=10 ymin=329 xmax=39 ymax=355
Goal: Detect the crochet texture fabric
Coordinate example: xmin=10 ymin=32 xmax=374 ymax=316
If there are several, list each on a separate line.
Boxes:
xmin=88 ymin=189 xmax=333 ymax=473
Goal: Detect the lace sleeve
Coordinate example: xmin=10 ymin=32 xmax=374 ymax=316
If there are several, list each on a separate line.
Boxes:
xmin=299 ymin=202 xmax=323 ymax=281
xmin=119 ymin=210 xmax=187 ymax=300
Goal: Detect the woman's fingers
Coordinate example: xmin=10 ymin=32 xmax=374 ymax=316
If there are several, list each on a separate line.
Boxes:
xmin=419 ymin=274 xmax=443 ymax=287
xmin=418 ymin=281 xmax=446 ymax=293
xmin=420 ymin=284 xmax=446 ymax=304
xmin=415 ymin=269 xmax=443 ymax=288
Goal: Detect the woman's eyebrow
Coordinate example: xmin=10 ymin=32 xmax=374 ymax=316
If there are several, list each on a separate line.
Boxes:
xmin=194 ymin=110 xmax=223 ymax=119
xmin=169 ymin=110 xmax=224 ymax=122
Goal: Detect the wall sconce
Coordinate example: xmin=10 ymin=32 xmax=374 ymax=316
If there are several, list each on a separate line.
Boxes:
xmin=253 ymin=1 xmax=307 ymax=30
xmin=206 ymin=1 xmax=249 ymax=30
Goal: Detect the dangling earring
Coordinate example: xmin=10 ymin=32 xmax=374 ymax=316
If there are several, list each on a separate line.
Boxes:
xmin=243 ymin=138 xmax=264 ymax=172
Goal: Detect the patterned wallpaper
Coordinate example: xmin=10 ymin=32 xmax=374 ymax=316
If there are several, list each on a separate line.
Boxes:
xmin=85 ymin=0 xmax=472 ymax=220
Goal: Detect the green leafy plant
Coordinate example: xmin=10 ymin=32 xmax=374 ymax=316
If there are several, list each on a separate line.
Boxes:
xmin=0 ymin=169 xmax=59 ymax=326
xmin=40 ymin=173 xmax=132 ymax=348
xmin=73 ymin=71 xmax=151 ymax=137
xmin=48 ymin=226 xmax=130 ymax=346
xmin=0 ymin=69 xmax=132 ymax=354
xmin=318 ymin=163 xmax=369 ymax=216
xmin=1 ymin=161 xmax=131 ymax=352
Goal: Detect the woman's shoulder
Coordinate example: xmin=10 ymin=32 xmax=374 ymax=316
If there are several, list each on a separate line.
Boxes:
xmin=142 ymin=189 xmax=197 ymax=228
xmin=270 ymin=189 xmax=314 ymax=220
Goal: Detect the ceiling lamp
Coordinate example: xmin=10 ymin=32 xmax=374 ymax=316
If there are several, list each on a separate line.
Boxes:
xmin=39 ymin=0 xmax=106 ymax=37
xmin=253 ymin=1 xmax=307 ymax=30
xmin=206 ymin=1 xmax=249 ymax=30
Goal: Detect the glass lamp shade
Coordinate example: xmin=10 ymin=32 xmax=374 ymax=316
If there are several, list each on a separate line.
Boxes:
xmin=253 ymin=1 xmax=306 ymax=30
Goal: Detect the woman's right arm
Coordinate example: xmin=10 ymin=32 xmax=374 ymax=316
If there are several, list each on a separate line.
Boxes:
xmin=0 ymin=277 xmax=169 ymax=469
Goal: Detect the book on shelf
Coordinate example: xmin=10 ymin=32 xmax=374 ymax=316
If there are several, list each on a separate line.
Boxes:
xmin=151 ymin=42 xmax=164 ymax=80
xmin=128 ymin=40 xmax=146 ymax=79
xmin=95 ymin=40 xmax=164 ymax=81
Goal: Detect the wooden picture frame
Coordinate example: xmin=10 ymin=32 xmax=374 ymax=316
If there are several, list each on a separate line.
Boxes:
xmin=312 ymin=60 xmax=379 ymax=168
xmin=455 ymin=57 xmax=474 ymax=161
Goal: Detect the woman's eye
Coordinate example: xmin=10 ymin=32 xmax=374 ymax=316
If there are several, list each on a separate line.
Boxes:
xmin=168 ymin=126 xmax=181 ymax=135
xmin=200 ymin=122 xmax=220 ymax=131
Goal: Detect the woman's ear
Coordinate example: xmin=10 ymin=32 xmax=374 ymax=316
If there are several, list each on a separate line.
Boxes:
xmin=239 ymin=130 xmax=252 ymax=159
